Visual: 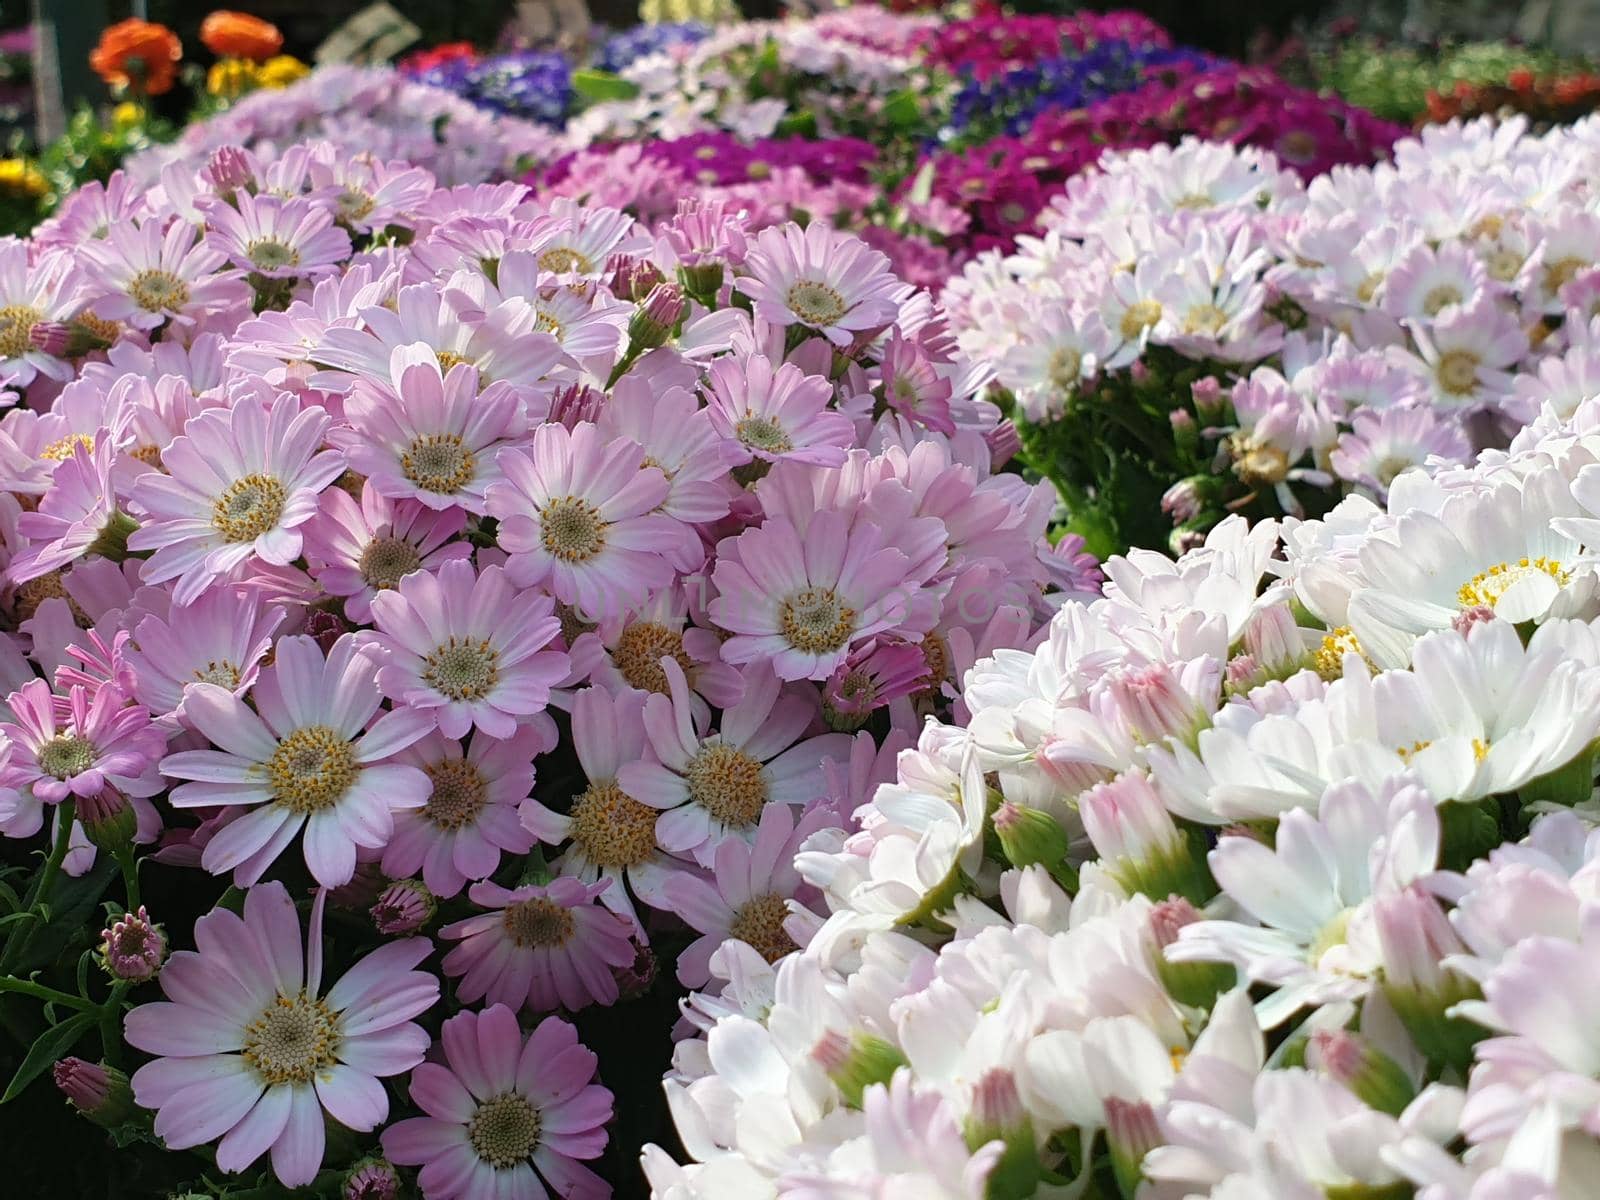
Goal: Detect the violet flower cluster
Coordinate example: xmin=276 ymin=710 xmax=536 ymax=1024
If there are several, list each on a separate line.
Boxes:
xmin=0 ymin=120 xmax=1094 ymax=1198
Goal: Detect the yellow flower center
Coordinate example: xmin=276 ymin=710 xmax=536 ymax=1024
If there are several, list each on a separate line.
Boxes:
xmin=40 ymin=433 xmax=96 ymax=462
xmin=537 ymin=247 xmax=592 ymax=275
xmin=612 ymin=622 xmax=692 ymax=694
xmin=422 ymin=758 xmax=489 ymax=831
xmin=212 ymin=473 xmax=286 ymax=543
xmin=1119 ymin=299 xmax=1162 ymax=339
xmin=0 ymin=304 xmax=42 ymax=358
xmin=246 ymin=239 xmax=300 ymax=271
xmin=727 ymin=892 xmax=799 ymax=963
xmin=402 ymin=433 xmax=475 ymax=496
xmin=1435 ymin=350 xmax=1481 ymax=397
xmin=501 ymin=897 xmax=575 ymax=948
xmin=421 ymin=637 xmax=500 ymax=702
xmin=37 ymin=734 xmax=95 ymax=779
xmin=266 ymin=725 xmax=358 ymax=814
xmin=468 ymin=1093 xmax=542 ymax=1168
xmin=539 ymin=496 xmax=607 ymax=563
xmin=358 ymin=535 xmax=422 ymax=590
xmin=1421 ymin=285 xmax=1463 ymax=317
xmin=569 ymin=779 xmax=659 ymax=869
xmin=1314 ymin=627 xmax=1367 ymax=682
xmin=786 ymin=279 xmax=847 ymax=327
xmin=127 ymin=268 xmax=191 ymax=314
xmin=686 ymin=742 xmax=767 ymax=828
xmin=780 ymin=586 xmax=855 ymax=655
xmin=735 ymin=415 xmax=793 ymax=455
xmin=241 ymin=991 xmax=340 ymax=1086
xmin=1456 ymin=557 xmax=1571 ymax=610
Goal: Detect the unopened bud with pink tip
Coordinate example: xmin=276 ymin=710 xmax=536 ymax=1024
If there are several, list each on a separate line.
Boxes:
xmin=1105 ymin=1096 xmax=1162 ymax=1199
xmin=964 ymin=1067 xmax=1040 ymax=1194
xmin=370 ymin=878 xmax=436 ymax=935
xmin=1149 ymin=895 xmax=1234 ymax=1007
xmin=343 ymin=1157 xmax=401 ymax=1200
xmin=99 ymin=905 xmax=166 ymax=983
xmin=1374 ymin=885 xmax=1483 ymax=1072
xmin=54 ymin=1057 xmax=134 ymax=1126
xmin=627 ymin=283 xmax=687 ymax=351
xmin=986 ymin=420 xmax=1022 ymax=470
xmin=1307 ymin=1028 xmax=1417 ymax=1116
xmin=206 ymin=145 xmax=254 ymax=192
xmin=1080 ymin=772 xmax=1211 ymax=905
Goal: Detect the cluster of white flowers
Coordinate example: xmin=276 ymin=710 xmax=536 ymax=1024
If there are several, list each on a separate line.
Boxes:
xmin=946 ymin=116 xmax=1600 ymax=511
xmin=648 ymin=360 xmax=1600 ymax=1196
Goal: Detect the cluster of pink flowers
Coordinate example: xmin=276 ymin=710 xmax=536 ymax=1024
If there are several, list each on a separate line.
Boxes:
xmin=1 ymin=110 xmax=1093 ymax=1195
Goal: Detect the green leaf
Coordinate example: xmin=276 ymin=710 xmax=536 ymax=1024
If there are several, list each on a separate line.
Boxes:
xmin=570 ymin=70 xmax=640 ymax=103
xmin=881 ymin=89 xmax=921 ymax=129
xmin=15 ymin=859 xmax=116 ymax=974
xmin=2 ymin=1011 xmax=93 ymax=1102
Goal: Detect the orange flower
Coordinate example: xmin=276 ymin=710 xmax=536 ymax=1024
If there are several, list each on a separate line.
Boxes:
xmin=89 ymin=19 xmax=183 ymax=96
xmin=199 ymin=11 xmax=284 ymax=62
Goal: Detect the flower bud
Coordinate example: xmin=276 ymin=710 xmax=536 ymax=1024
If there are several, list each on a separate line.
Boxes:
xmin=303 ymin=608 xmax=352 ymax=654
xmin=679 ymin=260 xmax=724 ymax=302
xmin=614 ymin=938 xmax=658 ymax=1002
xmin=54 ymin=1058 xmax=134 ymax=1127
xmin=1081 ymin=772 xmax=1212 ymax=905
xmin=549 ymin=382 xmax=607 ymax=430
xmin=28 ymin=320 xmax=72 ymax=357
xmin=79 ymin=785 xmax=138 ymax=851
xmin=343 ymin=1157 xmax=401 ymax=1200
xmin=985 ymin=420 xmax=1022 ymax=470
xmin=606 ymin=255 xmax=665 ymax=303
xmin=627 ymin=283 xmax=686 ymax=351
xmin=1191 ymin=375 xmax=1225 ymax=421
xmin=964 ymin=1067 xmax=1040 ymax=1197
xmin=1149 ymin=896 xmax=1234 ymax=1008
xmin=992 ymin=801 xmax=1076 ymax=892
xmin=370 ymin=878 xmax=436 ymax=936
xmin=810 ymin=1029 xmax=907 ymax=1109
xmin=1104 ymin=1096 xmax=1162 ymax=1200
xmin=1374 ymin=885 xmax=1483 ymax=1072
xmin=1241 ymin=603 xmax=1303 ymax=677
xmin=1160 ymin=478 xmax=1204 ymax=524
xmin=99 ymin=905 xmax=166 ymax=983
xmin=206 ymin=145 xmax=253 ymax=192
xmin=1307 ymin=1028 xmax=1417 ymax=1117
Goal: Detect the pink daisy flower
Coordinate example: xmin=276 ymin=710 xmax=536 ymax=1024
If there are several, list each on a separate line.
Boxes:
xmin=201 ymin=191 xmax=352 ymax=281
xmin=381 ymin=725 xmax=549 ymax=899
xmin=9 ymin=436 xmax=129 ymax=584
xmin=367 ymin=558 xmax=569 ymax=740
xmin=596 ymin=376 xmax=735 ymax=536
xmin=0 ymin=678 xmax=165 ymax=805
xmin=735 ymin=221 xmax=905 ymax=346
xmin=302 ymin=483 xmax=472 ymax=624
xmin=332 ymin=347 xmax=527 ymax=515
xmin=127 ymin=393 xmax=345 ymax=605
xmin=703 ymin=353 xmax=854 ymax=471
xmin=0 ymin=240 xmax=85 ymax=388
xmin=821 ymin=638 xmax=930 ymax=729
xmin=79 ymin=217 xmax=248 ymax=331
xmin=661 ymin=800 xmax=831 ymax=987
xmin=520 ymin=686 xmax=681 ymax=924
xmin=485 ymin=421 xmax=678 ymax=621
xmin=308 ymin=153 xmax=436 ymax=234
xmin=124 ymin=586 xmax=286 ymax=722
xmin=709 ymin=510 xmax=916 ymax=681
xmin=440 ymin=877 xmax=636 ymax=1013
xmin=617 ymin=659 xmax=849 ymax=867
xmin=382 ymin=1004 xmax=612 ymax=1200
xmin=124 ymin=882 xmax=438 ymax=1189
xmin=159 ymin=633 xmax=434 ymax=888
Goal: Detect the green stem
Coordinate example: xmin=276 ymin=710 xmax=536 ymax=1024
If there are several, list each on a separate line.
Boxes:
xmin=115 ymin=847 xmax=140 ymax=913
xmin=0 ymin=798 xmax=77 ymax=977
xmin=0 ymin=976 xmax=92 ymax=1011
xmin=99 ymin=981 xmax=130 ymax=1067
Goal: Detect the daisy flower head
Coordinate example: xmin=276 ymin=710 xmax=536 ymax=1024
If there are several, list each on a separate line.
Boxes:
xmin=307 ymin=152 xmax=436 ymax=234
xmin=334 ymin=345 xmax=528 ymax=516
xmin=127 ymin=392 xmax=345 ymax=605
xmin=301 ymin=482 xmax=472 ymax=623
xmin=1329 ymin=405 xmax=1472 ymax=497
xmin=159 ymin=633 xmax=434 ymax=888
xmin=79 ymin=216 xmax=249 ymax=332
xmin=381 ymin=726 xmax=548 ymax=899
xmin=703 ymin=352 xmax=854 ymax=471
xmin=1399 ymin=299 xmax=1527 ymax=411
xmin=735 ymin=220 xmax=906 ymax=346
xmin=201 ymin=190 xmax=353 ymax=282
xmin=709 ymin=510 xmax=916 ymax=682
xmin=0 ymin=240 xmax=85 ymax=388
xmin=440 ymin=877 xmax=636 ymax=1013
xmin=124 ymin=882 xmax=438 ymax=1189
xmin=520 ymin=685 xmax=678 ymax=922
xmin=382 ymin=1004 xmax=612 ymax=1200
xmin=485 ymin=421 xmax=678 ymax=621
xmin=368 ymin=558 xmax=569 ymax=740
xmin=0 ymin=678 xmax=164 ymax=807
xmin=124 ymin=586 xmax=286 ymax=722
xmin=617 ymin=658 xmax=849 ymax=867
xmin=9 ymin=435 xmax=132 ymax=584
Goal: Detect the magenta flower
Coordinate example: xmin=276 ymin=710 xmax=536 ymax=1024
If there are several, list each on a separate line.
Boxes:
xmin=124 ymin=882 xmax=438 ymax=1188
xmin=124 ymin=586 xmax=286 ymax=722
xmin=0 ymin=678 xmax=164 ymax=805
xmin=703 ymin=353 xmax=854 ymax=471
xmin=79 ymin=216 xmax=248 ymax=331
xmin=368 ymin=558 xmax=568 ymax=739
xmin=332 ymin=347 xmax=529 ymax=515
xmin=382 ymin=1004 xmax=612 ymax=1200
xmin=710 ymin=510 xmax=916 ymax=681
xmin=202 ymin=191 xmax=353 ymax=280
xmin=159 ymin=633 xmax=434 ymax=888
xmin=440 ymin=877 xmax=636 ymax=1013
xmin=127 ymin=393 xmax=345 ymax=604
xmin=302 ymin=482 xmax=472 ymax=623
xmin=381 ymin=725 xmax=548 ymax=898
xmin=736 ymin=221 xmax=906 ymax=346
xmin=485 ymin=421 xmax=678 ymax=621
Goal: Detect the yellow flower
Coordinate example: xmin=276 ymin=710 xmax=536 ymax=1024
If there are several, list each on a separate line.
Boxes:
xmin=112 ymin=101 xmax=144 ymax=131
xmin=256 ymin=55 xmax=310 ymax=89
xmin=640 ymin=0 xmax=737 ymax=24
xmin=0 ymin=158 xmax=48 ymax=199
xmin=206 ymin=56 xmax=259 ymax=99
